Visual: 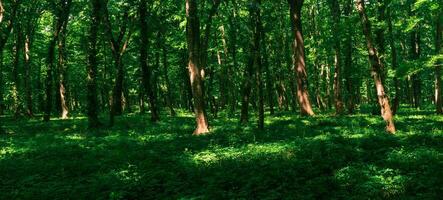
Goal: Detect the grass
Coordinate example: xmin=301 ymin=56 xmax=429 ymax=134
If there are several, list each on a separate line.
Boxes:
xmin=1 ymin=109 xmax=443 ymax=199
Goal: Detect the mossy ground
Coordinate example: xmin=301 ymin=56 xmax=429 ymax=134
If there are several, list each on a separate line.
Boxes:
xmin=1 ymin=109 xmax=442 ymax=199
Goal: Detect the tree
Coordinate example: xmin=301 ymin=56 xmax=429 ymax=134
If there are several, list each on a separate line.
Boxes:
xmin=0 ymin=0 xmax=17 ymax=115
xmin=86 ymin=0 xmax=102 ymax=128
xmin=186 ymin=0 xmax=210 ymax=135
xmin=102 ymin=0 xmax=133 ymax=125
xmin=287 ymin=0 xmax=315 ymax=116
xmin=44 ymin=0 xmax=71 ymax=122
xmin=435 ymin=9 xmax=442 ymax=114
xmin=139 ymin=0 xmax=159 ymax=122
xmin=328 ymin=0 xmax=344 ymax=114
xmin=356 ymin=0 xmax=396 ymax=133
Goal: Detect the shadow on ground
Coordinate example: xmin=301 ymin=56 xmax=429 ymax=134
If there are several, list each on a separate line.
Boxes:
xmin=1 ymin=111 xmax=442 ymax=199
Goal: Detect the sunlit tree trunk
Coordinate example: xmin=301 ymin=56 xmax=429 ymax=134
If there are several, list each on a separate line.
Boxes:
xmin=356 ymin=0 xmax=396 ymax=133
xmin=23 ymin=31 xmax=33 ymax=117
xmin=58 ymin=2 xmax=71 ymax=119
xmin=288 ymin=0 xmax=315 ymax=116
xmin=86 ymin=0 xmax=102 ymax=128
xmin=186 ymin=0 xmax=209 ymax=135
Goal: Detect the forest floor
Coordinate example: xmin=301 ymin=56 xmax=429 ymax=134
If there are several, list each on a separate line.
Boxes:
xmin=1 ymin=109 xmax=443 ymax=199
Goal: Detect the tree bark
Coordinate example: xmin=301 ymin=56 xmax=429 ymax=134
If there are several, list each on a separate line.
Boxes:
xmin=186 ymin=0 xmax=210 ymax=135
xmin=356 ymin=0 xmax=396 ymax=133
xmin=288 ymin=0 xmax=315 ymax=116
xmin=86 ymin=0 xmax=102 ymax=128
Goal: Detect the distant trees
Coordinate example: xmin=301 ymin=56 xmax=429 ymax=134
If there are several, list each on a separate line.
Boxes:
xmin=0 ymin=0 xmax=441 ymax=133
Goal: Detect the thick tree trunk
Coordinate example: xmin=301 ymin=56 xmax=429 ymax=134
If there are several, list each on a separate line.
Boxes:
xmin=186 ymin=0 xmax=209 ymax=135
xmin=86 ymin=0 xmax=102 ymax=128
xmin=435 ymin=11 xmax=442 ymax=114
xmin=328 ymin=0 xmax=344 ymax=114
xmin=288 ymin=0 xmax=315 ymax=116
xmin=44 ymin=19 xmax=63 ymax=122
xmin=23 ymin=32 xmax=33 ymax=117
xmin=356 ymin=0 xmax=396 ymax=133
xmin=139 ymin=0 xmax=160 ymax=122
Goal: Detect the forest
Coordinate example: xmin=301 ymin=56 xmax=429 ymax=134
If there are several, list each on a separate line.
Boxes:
xmin=0 ymin=0 xmax=442 ymax=198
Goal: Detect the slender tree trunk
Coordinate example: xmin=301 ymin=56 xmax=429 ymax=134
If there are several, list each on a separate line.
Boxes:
xmin=12 ymin=23 xmax=22 ymax=117
xmin=57 ymin=2 xmax=71 ymax=119
xmin=288 ymin=0 xmax=315 ymax=116
xmin=23 ymin=31 xmax=33 ymax=117
xmin=0 ymin=51 xmax=3 ymax=115
xmin=254 ymin=0 xmax=264 ymax=129
xmin=261 ymin=26 xmax=274 ymax=116
xmin=44 ymin=26 xmax=61 ymax=122
xmin=356 ymin=0 xmax=396 ymax=133
xmin=86 ymin=0 xmax=102 ymax=128
xmin=435 ymin=11 xmax=442 ymax=114
xmin=162 ymin=45 xmax=176 ymax=116
xmin=139 ymin=0 xmax=159 ymax=122
xmin=387 ymin=6 xmax=400 ymax=115
xmin=343 ymin=0 xmax=355 ymax=113
xmin=228 ymin=0 xmax=239 ymax=115
xmin=103 ymin=6 xmax=131 ymax=125
xmin=186 ymin=0 xmax=209 ymax=135
xmin=328 ymin=0 xmax=344 ymax=114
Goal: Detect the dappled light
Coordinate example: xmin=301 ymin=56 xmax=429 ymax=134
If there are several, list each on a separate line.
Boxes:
xmin=1 ymin=110 xmax=442 ymax=199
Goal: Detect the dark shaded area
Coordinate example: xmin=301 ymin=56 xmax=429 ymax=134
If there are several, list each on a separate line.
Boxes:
xmin=0 ymin=111 xmax=442 ymax=199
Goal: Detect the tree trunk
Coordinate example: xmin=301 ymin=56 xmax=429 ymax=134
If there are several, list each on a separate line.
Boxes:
xmin=23 ymin=31 xmax=33 ymax=117
xmin=435 ymin=11 xmax=442 ymax=114
xmin=103 ymin=5 xmax=131 ymax=125
xmin=57 ymin=2 xmax=71 ymax=119
xmin=261 ymin=25 xmax=274 ymax=116
xmin=186 ymin=0 xmax=209 ymax=135
xmin=356 ymin=0 xmax=396 ymax=133
xmin=254 ymin=0 xmax=264 ymax=129
xmin=162 ymin=45 xmax=176 ymax=117
xmin=328 ymin=0 xmax=344 ymax=114
xmin=12 ymin=22 xmax=22 ymax=117
xmin=343 ymin=0 xmax=355 ymax=113
xmin=86 ymin=0 xmax=102 ymax=128
xmin=139 ymin=0 xmax=160 ymax=122
xmin=387 ymin=6 xmax=400 ymax=115
xmin=288 ymin=0 xmax=315 ymax=116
